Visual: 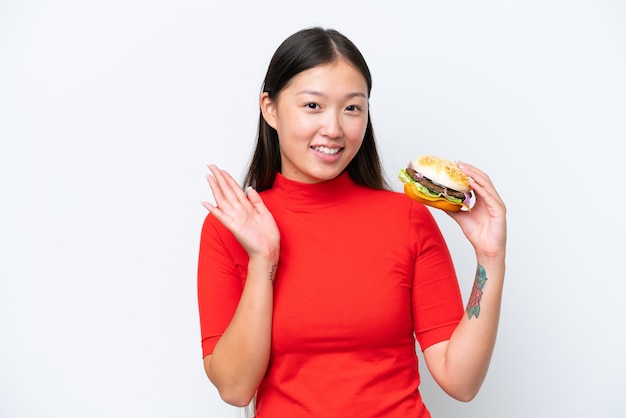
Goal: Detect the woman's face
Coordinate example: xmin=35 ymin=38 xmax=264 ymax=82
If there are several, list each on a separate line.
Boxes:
xmin=261 ymin=59 xmax=369 ymax=184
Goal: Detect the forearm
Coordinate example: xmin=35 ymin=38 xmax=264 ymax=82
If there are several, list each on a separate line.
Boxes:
xmin=425 ymin=255 xmax=505 ymax=401
xmin=205 ymin=256 xmax=277 ymax=406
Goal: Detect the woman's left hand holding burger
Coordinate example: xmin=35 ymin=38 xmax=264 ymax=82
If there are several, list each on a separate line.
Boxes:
xmin=448 ymin=161 xmax=507 ymax=259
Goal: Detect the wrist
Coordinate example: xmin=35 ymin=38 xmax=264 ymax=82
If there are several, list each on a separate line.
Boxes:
xmin=474 ymin=254 xmax=505 ymax=283
xmin=475 ymin=249 xmax=505 ymax=265
xmin=248 ymin=255 xmax=279 ymax=282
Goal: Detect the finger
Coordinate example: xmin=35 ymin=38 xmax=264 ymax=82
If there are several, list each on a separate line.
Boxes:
xmin=202 ymin=198 xmax=217 ymax=211
xmin=208 ymin=165 xmax=246 ymax=204
xmin=205 ymin=172 xmax=224 ymax=202
xmin=206 ymin=168 xmax=239 ymax=215
xmin=458 ymin=162 xmax=503 ymax=207
xmin=206 ymin=166 xmax=244 ymax=218
xmin=457 ymin=161 xmax=491 ymax=188
xmin=208 ymin=164 xmax=234 ymax=197
xmin=203 ymin=177 xmax=229 ymax=221
xmin=207 ymin=173 xmax=242 ymax=217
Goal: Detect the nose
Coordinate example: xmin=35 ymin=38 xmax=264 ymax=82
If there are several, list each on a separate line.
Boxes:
xmin=320 ymin=112 xmax=343 ymax=139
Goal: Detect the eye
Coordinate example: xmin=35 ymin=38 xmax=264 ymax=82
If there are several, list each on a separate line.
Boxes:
xmin=345 ymin=105 xmax=360 ymax=112
xmin=305 ymin=103 xmax=320 ymax=110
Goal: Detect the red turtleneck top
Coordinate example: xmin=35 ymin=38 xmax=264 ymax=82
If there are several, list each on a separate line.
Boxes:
xmin=198 ymin=172 xmax=463 ymax=417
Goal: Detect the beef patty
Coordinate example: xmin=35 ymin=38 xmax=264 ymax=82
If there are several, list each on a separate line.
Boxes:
xmin=406 ymin=167 xmax=469 ymax=200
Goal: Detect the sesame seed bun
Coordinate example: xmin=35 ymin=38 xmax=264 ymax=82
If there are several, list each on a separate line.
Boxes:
xmin=412 ymin=155 xmax=471 ymax=193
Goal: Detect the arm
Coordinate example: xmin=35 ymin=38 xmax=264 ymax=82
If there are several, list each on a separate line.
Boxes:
xmin=423 ymin=161 xmax=507 ymax=402
xmin=201 ymin=165 xmax=280 ymax=406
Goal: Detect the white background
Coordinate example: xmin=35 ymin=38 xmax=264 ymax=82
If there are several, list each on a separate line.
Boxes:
xmin=2 ymin=1 xmax=625 ymax=417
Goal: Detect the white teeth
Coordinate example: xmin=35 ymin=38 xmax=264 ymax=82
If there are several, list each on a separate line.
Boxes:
xmin=312 ymin=146 xmax=340 ymax=155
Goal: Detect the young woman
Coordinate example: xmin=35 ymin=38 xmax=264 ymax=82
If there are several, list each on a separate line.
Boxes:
xmin=198 ymin=27 xmax=507 ymax=418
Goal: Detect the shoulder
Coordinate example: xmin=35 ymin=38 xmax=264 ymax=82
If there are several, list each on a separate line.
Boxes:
xmin=200 ymin=212 xmax=223 ymax=234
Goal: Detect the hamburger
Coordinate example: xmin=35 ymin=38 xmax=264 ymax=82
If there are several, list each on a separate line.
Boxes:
xmin=398 ymin=155 xmax=473 ymax=212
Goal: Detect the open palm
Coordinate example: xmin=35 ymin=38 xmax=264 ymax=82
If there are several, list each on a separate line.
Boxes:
xmin=203 ymin=165 xmax=280 ymax=259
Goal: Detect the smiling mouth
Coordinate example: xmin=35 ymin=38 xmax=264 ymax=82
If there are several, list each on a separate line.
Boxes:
xmin=311 ymin=145 xmax=342 ymax=155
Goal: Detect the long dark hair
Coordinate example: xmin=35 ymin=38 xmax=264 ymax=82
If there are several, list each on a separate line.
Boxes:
xmin=243 ymin=27 xmax=389 ymax=192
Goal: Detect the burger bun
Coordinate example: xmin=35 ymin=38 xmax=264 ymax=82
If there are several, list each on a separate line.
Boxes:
xmin=412 ymin=155 xmax=471 ymax=193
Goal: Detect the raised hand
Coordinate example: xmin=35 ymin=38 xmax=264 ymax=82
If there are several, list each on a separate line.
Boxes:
xmin=203 ymin=164 xmax=280 ymax=260
xmin=447 ymin=162 xmax=507 ymax=259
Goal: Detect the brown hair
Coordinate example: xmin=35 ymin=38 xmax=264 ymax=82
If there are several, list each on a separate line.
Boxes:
xmin=243 ymin=27 xmax=389 ymax=191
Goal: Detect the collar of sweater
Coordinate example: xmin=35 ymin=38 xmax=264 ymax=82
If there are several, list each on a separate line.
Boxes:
xmin=264 ymin=171 xmax=359 ymax=210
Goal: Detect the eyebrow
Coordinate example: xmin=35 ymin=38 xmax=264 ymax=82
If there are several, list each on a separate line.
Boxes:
xmin=296 ymin=89 xmax=368 ymax=99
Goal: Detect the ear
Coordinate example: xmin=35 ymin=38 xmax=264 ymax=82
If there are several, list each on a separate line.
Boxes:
xmin=260 ymin=92 xmax=278 ymax=130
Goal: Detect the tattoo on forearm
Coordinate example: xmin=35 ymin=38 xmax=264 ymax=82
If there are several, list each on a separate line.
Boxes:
xmin=269 ymin=264 xmax=277 ymax=282
xmin=466 ymin=264 xmax=488 ymax=319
